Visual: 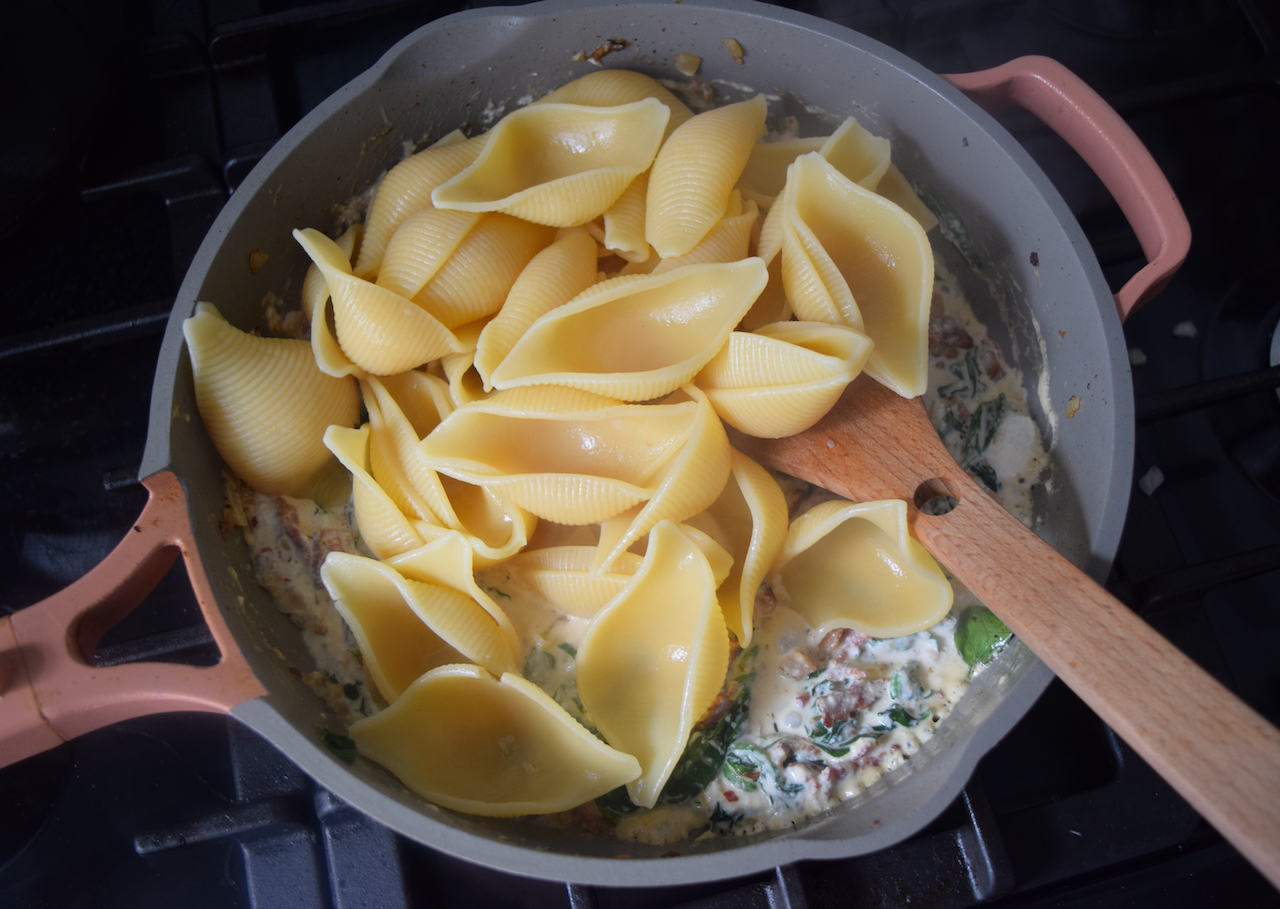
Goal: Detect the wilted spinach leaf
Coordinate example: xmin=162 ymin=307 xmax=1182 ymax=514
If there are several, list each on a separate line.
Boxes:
xmin=956 ymin=606 xmax=1013 ymax=667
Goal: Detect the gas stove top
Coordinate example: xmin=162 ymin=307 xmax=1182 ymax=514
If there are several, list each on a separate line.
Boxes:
xmin=3 ymin=1 xmax=1279 ymax=906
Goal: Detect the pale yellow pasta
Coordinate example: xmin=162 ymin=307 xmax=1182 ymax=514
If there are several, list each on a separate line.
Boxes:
xmin=777 ymin=153 xmax=933 ymax=397
xmin=183 ymin=303 xmax=359 ymax=499
xmin=650 ymin=192 xmax=758 ymax=275
xmin=601 ymin=170 xmax=651 ymax=262
xmin=504 ymin=546 xmax=642 ymax=618
xmin=473 ymin=226 xmax=598 ymax=389
xmin=439 ymin=348 xmax=488 ymax=406
xmin=294 ymin=228 xmax=466 ymax=375
xmin=414 ymin=214 xmax=556 ymax=329
xmin=694 ymin=321 xmax=873 ymax=438
xmin=736 ymin=136 xmax=824 ymax=209
xmin=432 ymin=100 xmax=670 ymax=227
xmin=818 ymin=115 xmax=891 ymax=190
xmin=577 ymin=521 xmax=729 ymax=808
xmin=374 ymin=208 xmax=484 ymax=301
xmin=321 ymin=552 xmax=519 ymax=698
xmin=302 ymin=223 xmax=361 ymax=322
xmin=876 ymin=162 xmax=939 ymax=232
xmin=645 ymin=94 xmax=767 ymax=258
xmin=350 ymin=664 xmax=641 ymax=816
xmin=696 ymin=449 xmax=789 ymax=646
xmin=536 ymin=69 xmax=694 ymax=140
xmin=416 ymin=386 xmax=698 ymax=525
xmin=488 ymin=259 xmax=767 ymax=402
xmin=592 ymin=385 xmax=731 ymax=572
xmin=773 ymin=499 xmax=953 ymax=639
xmin=353 ymin=132 xmax=487 ymax=279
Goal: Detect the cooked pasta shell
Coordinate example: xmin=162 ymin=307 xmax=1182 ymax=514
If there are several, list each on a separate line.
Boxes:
xmin=876 ymin=162 xmax=939 ymax=233
xmin=601 ymin=170 xmax=650 ymax=263
xmin=736 ymin=136 xmax=824 ymax=209
xmin=488 ymin=259 xmax=767 ymax=402
xmin=349 ymin=664 xmax=641 ymax=816
xmin=697 ymin=449 xmax=789 ymax=646
xmin=818 ymin=115 xmax=891 ymax=190
xmin=352 ymin=132 xmax=487 ymax=279
xmin=473 ymin=226 xmax=598 ymax=389
xmin=536 ymin=69 xmax=694 ymax=140
xmin=324 ymin=424 xmax=434 ymax=558
xmin=592 ymin=384 xmax=731 ymax=572
xmin=504 ymin=546 xmax=643 ymax=618
xmin=577 ymin=521 xmax=730 ymax=808
xmin=695 ymin=321 xmax=873 ymax=438
xmin=294 ymin=228 xmax=466 ymax=375
xmin=384 ymin=531 xmax=522 ymax=653
xmin=778 ymin=154 xmax=933 ymax=397
xmin=415 ymin=214 xmax=556 ymax=329
xmin=375 ymin=208 xmax=484 ymax=301
xmin=645 ymin=94 xmax=767 ymax=258
xmin=739 ymin=256 xmax=790 ymax=332
xmin=302 ymin=223 xmax=361 ymax=322
xmin=322 ymin=552 xmax=518 ymax=700
xmin=432 ymin=100 xmax=670 ymax=227
xmin=772 ymin=499 xmax=953 ymax=639
xmin=417 ymin=387 xmax=697 ymax=525
xmin=183 ymin=303 xmax=359 ymax=498
xmin=363 ymin=378 xmax=445 ymax=525
xmin=650 ymin=193 xmax=758 ymax=275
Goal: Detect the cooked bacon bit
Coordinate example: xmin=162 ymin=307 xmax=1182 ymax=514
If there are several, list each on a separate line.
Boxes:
xmin=816 ymin=690 xmax=863 ymax=727
xmin=579 ymin=38 xmax=630 ymax=66
xmin=723 ymin=790 xmax=739 ymax=802
xmin=663 ymin=850 xmax=681 ymax=858
xmin=754 ymin=583 xmax=778 ymax=624
xmin=928 ymin=315 xmax=974 ymax=358
xmin=249 ymin=249 xmax=268 ymax=274
xmin=979 ymin=344 xmax=1006 ymax=381
xmin=796 ymin=691 xmax=809 ymax=707
xmin=779 ymin=649 xmax=819 ymax=680
xmin=722 ymin=38 xmax=745 ymax=64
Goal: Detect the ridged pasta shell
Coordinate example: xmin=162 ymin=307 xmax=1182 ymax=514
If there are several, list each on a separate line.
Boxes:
xmin=363 ymin=378 xmax=445 ymax=525
xmin=772 ymin=499 xmax=953 ymax=639
xmin=488 ymin=259 xmax=767 ymax=402
xmin=324 ymin=424 xmax=434 ymax=559
xmin=505 ymin=546 xmax=643 ymax=618
xmin=473 ymin=226 xmax=598 ymax=389
xmin=294 ymin=228 xmax=466 ymax=375
xmin=876 ymin=163 xmax=939 ymax=232
xmin=183 ymin=303 xmax=359 ymax=498
xmin=536 ymin=69 xmax=694 ymax=140
xmin=384 ymin=531 xmax=522 ymax=653
xmin=778 ymin=154 xmax=933 ymax=397
xmin=417 ymin=387 xmax=698 ymax=526
xmin=321 ymin=552 xmax=519 ymax=701
xmin=695 ymin=321 xmax=873 ymax=438
xmin=352 ymin=132 xmax=487 ymax=279
xmin=736 ymin=136 xmax=824 ymax=210
xmin=645 ymin=94 xmax=767 ymax=258
xmin=432 ymin=100 xmax=670 ymax=227
xmin=592 ymin=384 xmax=731 ymax=572
xmin=601 ymin=170 xmax=650 ymax=263
xmin=415 ymin=214 xmax=556 ymax=329
xmin=696 ymin=449 xmax=790 ymax=646
xmin=818 ymin=115 xmax=891 ymax=190
xmin=375 ymin=208 xmax=484 ymax=301
xmin=302 ymin=223 xmax=361 ymax=322
xmin=349 ymin=664 xmax=641 ymax=816
xmin=650 ymin=193 xmax=758 ymax=276
xmin=577 ymin=521 xmax=730 ymax=808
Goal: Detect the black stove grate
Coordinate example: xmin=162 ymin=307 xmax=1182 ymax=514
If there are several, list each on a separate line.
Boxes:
xmin=3 ymin=0 xmax=1279 ymax=906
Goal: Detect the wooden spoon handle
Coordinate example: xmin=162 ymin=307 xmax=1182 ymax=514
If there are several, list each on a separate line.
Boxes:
xmin=922 ymin=467 xmax=1280 ymax=889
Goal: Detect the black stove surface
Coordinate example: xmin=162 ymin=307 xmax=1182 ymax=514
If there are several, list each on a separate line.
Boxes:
xmin=3 ymin=1 xmax=1279 ymax=906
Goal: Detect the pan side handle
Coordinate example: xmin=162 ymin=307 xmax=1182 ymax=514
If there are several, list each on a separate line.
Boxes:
xmin=942 ymin=55 xmax=1191 ymax=322
xmin=0 ymin=470 xmax=266 ymax=768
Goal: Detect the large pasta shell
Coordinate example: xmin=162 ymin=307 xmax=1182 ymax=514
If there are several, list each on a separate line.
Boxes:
xmin=183 ymin=303 xmax=359 ymax=498
xmin=645 ymin=94 xmax=767 ymax=258
xmin=375 ymin=208 xmax=484 ymax=301
xmin=294 ymin=228 xmax=466 ymax=375
xmin=876 ymin=163 xmax=939 ymax=232
xmin=778 ymin=154 xmax=933 ymax=397
xmin=650 ymin=193 xmax=758 ymax=276
xmin=736 ymin=136 xmax=824 ymax=210
xmin=432 ymin=100 xmax=670 ymax=227
xmin=324 ymin=424 xmax=434 ymax=559
xmin=772 ymin=499 xmax=953 ymax=639
xmin=593 ymin=385 xmax=731 ymax=572
xmin=349 ymin=664 xmax=641 ymax=816
xmin=577 ymin=521 xmax=730 ymax=808
xmin=601 ymin=170 xmax=650 ymax=263
xmin=695 ymin=321 xmax=873 ymax=438
xmin=697 ymin=449 xmax=790 ymax=646
xmin=321 ymin=552 xmax=518 ymax=701
xmin=818 ymin=115 xmax=891 ymax=190
xmin=302 ymin=223 xmax=361 ymax=322
xmin=415 ymin=214 xmax=556 ymax=329
xmin=417 ymin=386 xmax=697 ymax=526
xmin=504 ymin=546 xmax=643 ymax=618
xmin=473 ymin=227 xmax=597 ymax=389
xmin=488 ymin=259 xmax=767 ymax=402
xmin=352 ymin=132 xmax=487 ymax=279
xmin=536 ymin=69 xmax=694 ymax=139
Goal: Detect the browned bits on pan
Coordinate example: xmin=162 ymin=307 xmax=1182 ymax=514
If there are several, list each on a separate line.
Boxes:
xmin=722 ymin=37 xmax=745 ymax=64
xmin=573 ymin=38 xmax=631 ymax=66
xmin=248 ymin=249 xmax=268 ymax=273
xmin=1066 ymin=395 xmax=1082 ymax=418
xmin=928 ymin=314 xmax=974 ymax=358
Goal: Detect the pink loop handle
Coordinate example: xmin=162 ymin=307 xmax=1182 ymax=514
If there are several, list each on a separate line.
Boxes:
xmin=942 ymin=56 xmax=1190 ymax=322
xmin=0 ymin=471 xmax=265 ymax=768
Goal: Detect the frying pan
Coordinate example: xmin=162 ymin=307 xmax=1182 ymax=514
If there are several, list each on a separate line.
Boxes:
xmin=0 ymin=0 xmax=1190 ymax=886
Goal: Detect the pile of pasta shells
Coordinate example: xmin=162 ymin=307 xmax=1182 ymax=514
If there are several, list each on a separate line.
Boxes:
xmin=183 ymin=69 xmax=956 ymax=820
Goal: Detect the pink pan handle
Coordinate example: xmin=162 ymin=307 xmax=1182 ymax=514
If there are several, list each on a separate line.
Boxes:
xmin=942 ymin=55 xmax=1191 ymax=322
xmin=0 ymin=470 xmax=266 ymax=768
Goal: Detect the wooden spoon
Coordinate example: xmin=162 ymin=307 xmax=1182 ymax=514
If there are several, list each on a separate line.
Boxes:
xmin=735 ymin=373 xmax=1280 ymax=889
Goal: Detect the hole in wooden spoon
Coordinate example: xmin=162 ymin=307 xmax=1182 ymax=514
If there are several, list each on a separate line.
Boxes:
xmin=914 ymin=478 xmax=958 ymax=515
